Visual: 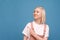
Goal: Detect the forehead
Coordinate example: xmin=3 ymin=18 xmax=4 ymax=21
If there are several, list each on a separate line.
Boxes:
xmin=34 ymin=8 xmax=42 ymax=11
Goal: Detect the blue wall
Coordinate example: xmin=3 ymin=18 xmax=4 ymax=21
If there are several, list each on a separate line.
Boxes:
xmin=0 ymin=0 xmax=60 ymax=40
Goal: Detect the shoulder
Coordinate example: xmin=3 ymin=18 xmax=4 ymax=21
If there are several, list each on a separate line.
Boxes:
xmin=46 ymin=24 xmax=49 ymax=27
xmin=25 ymin=22 xmax=32 ymax=28
xmin=46 ymin=24 xmax=49 ymax=29
xmin=26 ymin=22 xmax=31 ymax=26
xmin=43 ymin=24 xmax=49 ymax=29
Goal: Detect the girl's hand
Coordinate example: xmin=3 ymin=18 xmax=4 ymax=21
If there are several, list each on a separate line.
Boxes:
xmin=30 ymin=28 xmax=43 ymax=40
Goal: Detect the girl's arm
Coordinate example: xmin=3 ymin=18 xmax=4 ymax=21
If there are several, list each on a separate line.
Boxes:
xmin=24 ymin=35 xmax=28 ymax=40
xmin=30 ymin=28 xmax=43 ymax=40
xmin=30 ymin=28 xmax=48 ymax=40
xmin=43 ymin=37 xmax=48 ymax=40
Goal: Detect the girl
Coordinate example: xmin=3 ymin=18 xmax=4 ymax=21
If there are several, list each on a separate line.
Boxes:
xmin=22 ymin=6 xmax=49 ymax=40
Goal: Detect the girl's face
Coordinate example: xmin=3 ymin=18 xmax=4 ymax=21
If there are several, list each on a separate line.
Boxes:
xmin=33 ymin=8 xmax=42 ymax=20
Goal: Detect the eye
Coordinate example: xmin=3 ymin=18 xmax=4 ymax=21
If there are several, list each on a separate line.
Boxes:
xmin=37 ymin=11 xmax=39 ymax=13
xmin=34 ymin=10 xmax=35 ymax=13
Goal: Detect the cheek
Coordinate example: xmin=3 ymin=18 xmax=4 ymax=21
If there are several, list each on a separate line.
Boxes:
xmin=39 ymin=13 xmax=42 ymax=17
xmin=39 ymin=14 xmax=42 ymax=17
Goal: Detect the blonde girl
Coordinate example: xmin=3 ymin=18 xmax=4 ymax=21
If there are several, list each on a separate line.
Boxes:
xmin=22 ymin=6 xmax=49 ymax=40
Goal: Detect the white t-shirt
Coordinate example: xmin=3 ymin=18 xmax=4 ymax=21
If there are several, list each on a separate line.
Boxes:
xmin=22 ymin=21 xmax=49 ymax=40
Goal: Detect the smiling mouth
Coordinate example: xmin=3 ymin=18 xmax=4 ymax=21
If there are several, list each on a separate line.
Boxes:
xmin=34 ymin=14 xmax=38 ymax=17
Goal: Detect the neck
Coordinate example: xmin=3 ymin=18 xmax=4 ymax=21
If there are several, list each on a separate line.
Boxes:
xmin=34 ymin=18 xmax=42 ymax=24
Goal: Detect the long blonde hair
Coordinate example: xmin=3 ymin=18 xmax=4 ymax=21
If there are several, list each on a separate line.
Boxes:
xmin=35 ymin=6 xmax=46 ymax=24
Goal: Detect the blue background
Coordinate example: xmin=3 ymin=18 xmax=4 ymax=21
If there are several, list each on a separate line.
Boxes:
xmin=0 ymin=0 xmax=60 ymax=40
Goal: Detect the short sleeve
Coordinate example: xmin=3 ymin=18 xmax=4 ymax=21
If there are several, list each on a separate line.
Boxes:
xmin=22 ymin=23 xmax=31 ymax=37
xmin=44 ymin=25 xmax=49 ymax=37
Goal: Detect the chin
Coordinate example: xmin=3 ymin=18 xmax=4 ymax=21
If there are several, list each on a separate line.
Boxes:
xmin=34 ymin=17 xmax=38 ymax=20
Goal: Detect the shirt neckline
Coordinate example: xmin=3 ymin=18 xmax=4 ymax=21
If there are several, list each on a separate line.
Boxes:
xmin=33 ymin=21 xmax=43 ymax=26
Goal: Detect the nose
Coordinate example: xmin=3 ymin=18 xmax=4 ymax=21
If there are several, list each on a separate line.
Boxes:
xmin=34 ymin=13 xmax=37 ymax=15
xmin=33 ymin=13 xmax=38 ymax=17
